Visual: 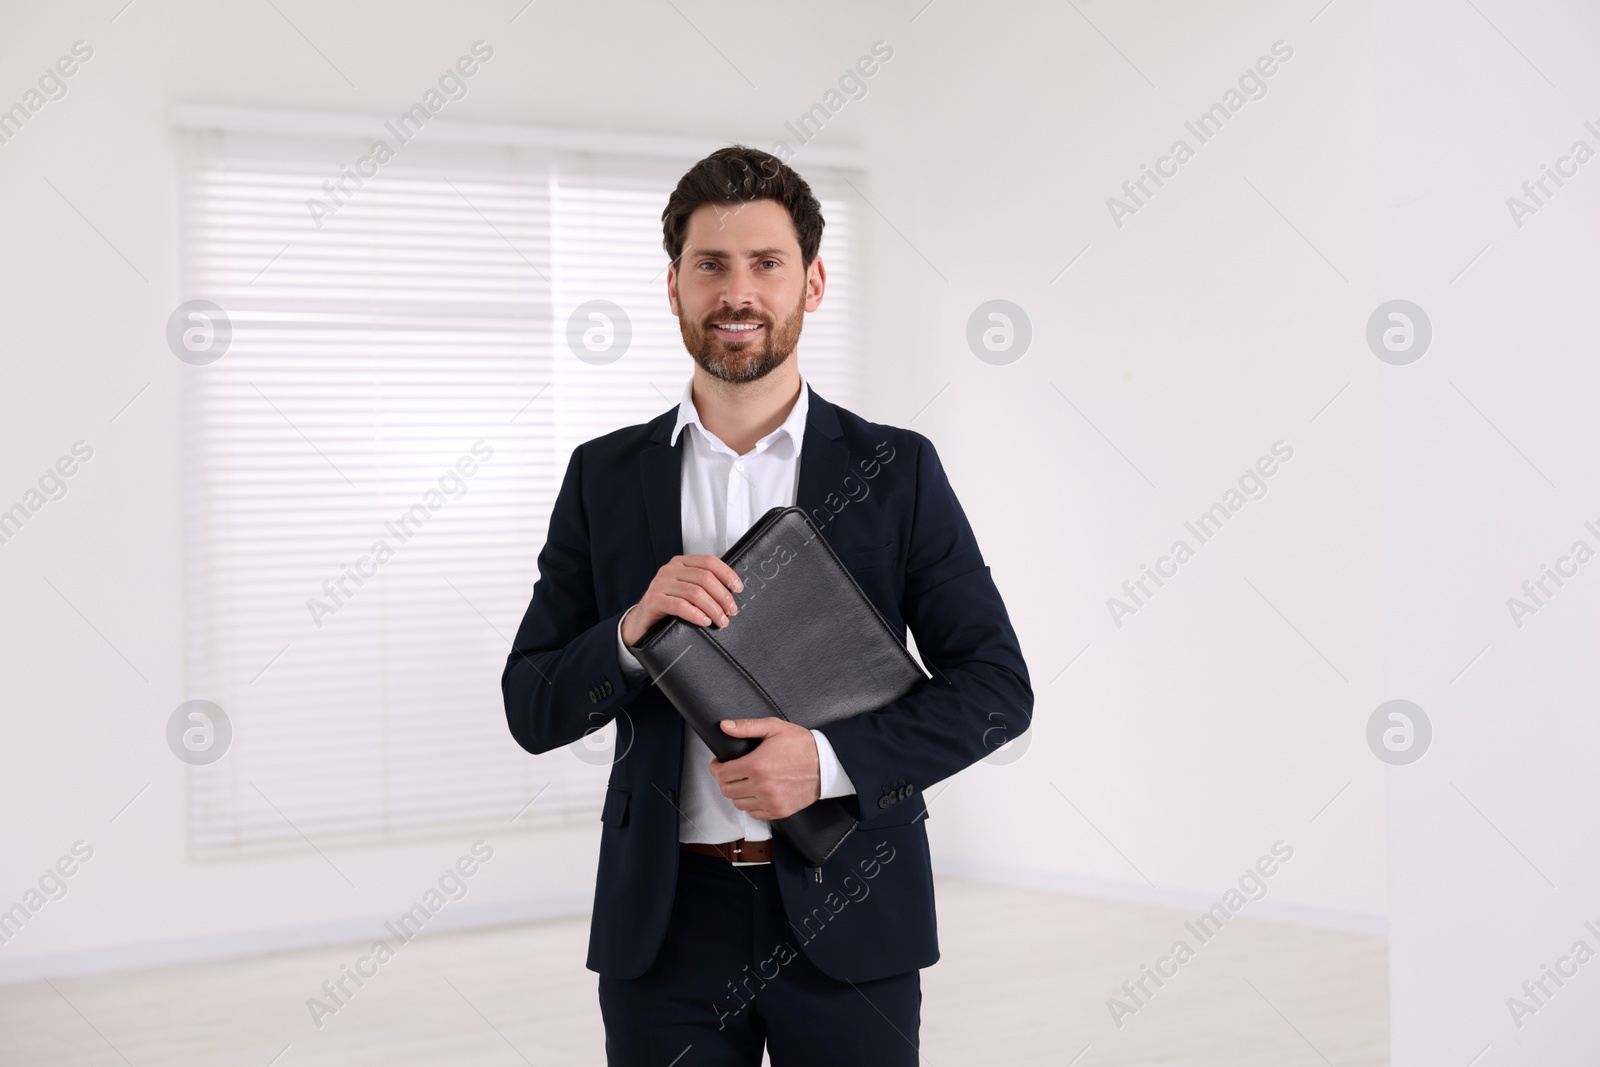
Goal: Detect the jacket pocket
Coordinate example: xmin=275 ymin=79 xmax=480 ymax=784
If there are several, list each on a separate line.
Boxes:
xmin=600 ymin=785 xmax=630 ymax=827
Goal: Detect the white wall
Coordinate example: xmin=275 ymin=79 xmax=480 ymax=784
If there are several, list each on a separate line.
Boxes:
xmin=1378 ymin=0 xmax=1600 ymax=1061
xmin=0 ymin=0 xmax=1388 ymax=996
xmin=884 ymin=0 xmax=1386 ymax=931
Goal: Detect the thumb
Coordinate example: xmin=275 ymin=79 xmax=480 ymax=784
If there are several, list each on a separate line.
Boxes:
xmin=720 ymin=717 xmax=779 ymax=736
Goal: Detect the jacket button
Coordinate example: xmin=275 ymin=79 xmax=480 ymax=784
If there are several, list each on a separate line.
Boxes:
xmin=602 ymin=681 xmax=613 ymax=696
xmin=901 ymin=784 xmax=913 ymax=799
xmin=588 ymin=689 xmax=599 ymax=703
xmin=877 ymin=795 xmax=891 ymax=809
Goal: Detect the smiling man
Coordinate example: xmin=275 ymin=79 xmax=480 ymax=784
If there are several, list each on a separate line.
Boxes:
xmin=503 ymin=145 xmax=1032 ymax=1065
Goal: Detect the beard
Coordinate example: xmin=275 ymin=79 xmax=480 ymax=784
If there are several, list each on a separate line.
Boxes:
xmin=681 ymin=286 xmax=806 ymax=385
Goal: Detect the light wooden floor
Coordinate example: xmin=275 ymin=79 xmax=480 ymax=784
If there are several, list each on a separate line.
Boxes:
xmin=0 ymin=876 xmax=1387 ymax=1065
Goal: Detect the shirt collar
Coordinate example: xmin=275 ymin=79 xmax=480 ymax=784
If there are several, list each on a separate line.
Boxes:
xmin=670 ymin=372 xmax=810 ymax=455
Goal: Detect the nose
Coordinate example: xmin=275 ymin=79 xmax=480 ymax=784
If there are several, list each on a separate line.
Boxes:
xmin=717 ymin=264 xmax=760 ymax=317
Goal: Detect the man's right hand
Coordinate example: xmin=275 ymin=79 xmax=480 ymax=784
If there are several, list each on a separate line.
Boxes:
xmin=619 ymin=554 xmax=745 ymax=647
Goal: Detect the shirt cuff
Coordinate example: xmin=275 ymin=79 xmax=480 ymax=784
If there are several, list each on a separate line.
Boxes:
xmin=616 ymin=606 xmax=650 ymax=682
xmin=812 ymin=729 xmax=856 ymax=799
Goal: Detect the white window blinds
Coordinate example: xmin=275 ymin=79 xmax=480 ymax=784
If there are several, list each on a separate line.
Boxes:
xmin=175 ymin=118 xmax=860 ymax=856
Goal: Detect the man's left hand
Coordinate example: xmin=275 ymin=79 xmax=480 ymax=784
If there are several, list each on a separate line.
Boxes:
xmin=711 ymin=718 xmax=820 ymax=821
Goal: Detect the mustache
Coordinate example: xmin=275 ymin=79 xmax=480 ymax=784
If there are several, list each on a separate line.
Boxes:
xmin=704 ymin=311 xmax=766 ymax=326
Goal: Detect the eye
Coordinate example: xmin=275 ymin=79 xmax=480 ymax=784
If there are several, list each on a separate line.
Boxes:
xmin=697 ymin=260 xmax=720 ymax=271
xmin=760 ymin=259 xmax=779 ymax=269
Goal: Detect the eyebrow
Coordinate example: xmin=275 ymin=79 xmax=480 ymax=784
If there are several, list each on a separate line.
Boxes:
xmin=689 ymin=247 xmax=789 ymax=260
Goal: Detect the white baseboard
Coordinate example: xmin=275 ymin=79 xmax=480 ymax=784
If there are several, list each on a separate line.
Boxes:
xmin=1 ymin=861 xmax=1385 ymax=985
xmin=0 ymin=892 xmax=593 ymax=986
xmin=931 ymin=854 xmax=1388 ymax=936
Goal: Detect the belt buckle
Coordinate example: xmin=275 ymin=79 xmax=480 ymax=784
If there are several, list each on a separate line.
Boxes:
xmin=728 ymin=839 xmax=765 ymax=866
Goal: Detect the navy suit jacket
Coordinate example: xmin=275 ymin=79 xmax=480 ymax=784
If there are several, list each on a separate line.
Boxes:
xmin=502 ymin=383 xmax=1033 ymax=983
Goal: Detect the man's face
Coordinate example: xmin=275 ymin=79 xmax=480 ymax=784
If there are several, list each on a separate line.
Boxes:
xmin=668 ymin=199 xmax=824 ymax=384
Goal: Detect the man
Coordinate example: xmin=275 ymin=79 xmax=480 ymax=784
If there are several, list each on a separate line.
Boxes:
xmin=502 ymin=145 xmax=1032 ymax=1065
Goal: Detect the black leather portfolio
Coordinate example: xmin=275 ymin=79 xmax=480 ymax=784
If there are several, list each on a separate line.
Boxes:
xmin=629 ymin=505 xmax=928 ymax=868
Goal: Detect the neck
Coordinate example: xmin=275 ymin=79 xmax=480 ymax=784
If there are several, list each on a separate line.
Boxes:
xmin=690 ymin=364 xmax=802 ymax=455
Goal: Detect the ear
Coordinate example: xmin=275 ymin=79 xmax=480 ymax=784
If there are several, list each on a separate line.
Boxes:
xmin=804 ymin=256 xmax=826 ymax=313
xmin=666 ymin=262 xmax=680 ymax=316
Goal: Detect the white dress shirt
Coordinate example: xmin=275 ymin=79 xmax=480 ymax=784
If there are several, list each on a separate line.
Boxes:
xmin=615 ymin=371 xmax=857 ymax=844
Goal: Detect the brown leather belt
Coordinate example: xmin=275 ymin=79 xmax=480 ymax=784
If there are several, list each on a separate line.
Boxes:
xmin=681 ymin=838 xmax=774 ymax=864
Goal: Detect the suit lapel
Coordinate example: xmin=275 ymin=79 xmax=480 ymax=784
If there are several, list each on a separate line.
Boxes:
xmin=795 ymin=384 xmax=849 ymax=523
xmin=639 ymin=432 xmax=684 ymax=568
xmin=635 ymin=410 xmax=685 ymax=805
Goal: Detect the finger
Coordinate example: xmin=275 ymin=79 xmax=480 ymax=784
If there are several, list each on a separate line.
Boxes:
xmin=662 ymin=581 xmax=727 ymax=627
xmin=674 ymin=579 xmax=731 ymax=627
xmin=703 ymin=556 xmax=745 ymax=596
xmin=654 ymin=594 xmax=712 ymax=627
xmin=721 ymin=717 xmax=778 ymax=735
xmin=641 ymin=582 xmax=705 ymax=627
xmin=680 ymin=564 xmax=740 ymax=619
xmin=709 ymin=756 xmax=747 ymax=783
xmin=683 ymin=553 xmax=733 ymax=579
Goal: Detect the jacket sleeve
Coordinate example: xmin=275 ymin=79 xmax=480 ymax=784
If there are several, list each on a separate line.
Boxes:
xmin=502 ymin=444 xmax=651 ymax=756
xmin=815 ymin=435 xmax=1033 ymax=815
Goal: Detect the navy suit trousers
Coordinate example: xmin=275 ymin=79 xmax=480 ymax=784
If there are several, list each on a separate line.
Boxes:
xmin=597 ymin=850 xmax=922 ymax=1065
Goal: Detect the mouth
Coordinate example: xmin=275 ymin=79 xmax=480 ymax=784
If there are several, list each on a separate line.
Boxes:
xmin=710 ymin=321 xmax=764 ymax=342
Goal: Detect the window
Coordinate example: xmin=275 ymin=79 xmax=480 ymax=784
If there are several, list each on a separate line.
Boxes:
xmin=174 ymin=111 xmax=860 ymax=855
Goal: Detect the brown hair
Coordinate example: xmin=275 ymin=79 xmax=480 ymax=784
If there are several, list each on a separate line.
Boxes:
xmin=661 ymin=145 xmax=825 ymax=271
